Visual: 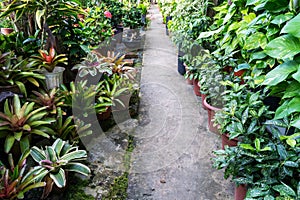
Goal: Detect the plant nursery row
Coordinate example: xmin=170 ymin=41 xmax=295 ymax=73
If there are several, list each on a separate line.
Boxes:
xmin=159 ymin=0 xmax=300 ymax=199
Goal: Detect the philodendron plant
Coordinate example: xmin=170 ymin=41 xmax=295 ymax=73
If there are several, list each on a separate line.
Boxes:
xmin=0 ymin=95 xmax=55 ymax=154
xmin=30 ymin=138 xmax=91 ymax=199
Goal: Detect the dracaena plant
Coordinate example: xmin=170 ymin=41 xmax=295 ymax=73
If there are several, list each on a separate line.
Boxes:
xmin=30 ymin=138 xmax=91 ymax=199
xmin=0 ymin=150 xmax=47 ymax=200
xmin=29 ymin=47 xmax=68 ymax=72
xmin=0 ymin=94 xmax=55 ymax=154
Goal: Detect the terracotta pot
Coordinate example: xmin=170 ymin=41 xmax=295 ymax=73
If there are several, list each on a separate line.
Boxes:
xmin=221 ymin=133 xmax=238 ymax=150
xmin=203 ymin=97 xmax=221 ymax=134
xmin=193 ymin=79 xmax=201 ymax=96
xmin=186 ymin=77 xmax=193 ymax=85
xmin=201 ymin=93 xmax=207 ymax=110
xmin=1 ymin=28 xmax=14 ymax=35
xmin=235 ymin=184 xmax=247 ymax=200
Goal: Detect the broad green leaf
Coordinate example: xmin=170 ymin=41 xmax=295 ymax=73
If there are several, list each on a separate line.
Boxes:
xmin=15 ymin=81 xmax=27 ymax=97
xmin=264 ymin=35 xmax=300 ymax=60
xmin=284 ymin=161 xmax=298 ymax=167
xmin=13 ymin=95 xmax=21 ymax=114
xmin=66 ymin=163 xmax=91 ymax=176
xmin=46 ymin=146 xmax=57 ymax=163
xmin=286 ymin=138 xmax=296 ymax=147
xmin=5 ymin=135 xmax=15 ymax=153
xmin=273 ymin=182 xmax=296 ymax=197
xmin=282 ymin=13 xmax=300 ymax=38
xmin=31 ymin=129 xmax=50 ymax=138
xmin=291 ymin=118 xmax=300 ymax=129
xmin=275 ymin=97 xmax=300 ymax=119
xmin=52 ymin=139 xmax=65 ymax=156
xmin=262 ymin=61 xmax=298 ymax=86
xmin=271 ymin=13 xmax=294 ymax=25
xmin=50 ymin=168 xmax=66 ymax=188
xmin=292 ymin=67 xmax=300 ymax=83
xmin=60 ymin=150 xmax=87 ymax=161
xmin=14 ymin=131 xmax=23 ymax=141
xmin=20 ymin=136 xmax=30 ymax=153
xmin=283 ymin=81 xmax=300 ymax=98
xmin=30 ymin=147 xmax=47 ymax=162
xmin=244 ymin=32 xmax=267 ymax=50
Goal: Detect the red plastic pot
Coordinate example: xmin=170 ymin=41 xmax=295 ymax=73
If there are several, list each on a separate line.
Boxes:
xmin=1 ymin=28 xmax=13 ymax=35
xmin=221 ymin=133 xmax=238 ymax=150
xmin=203 ymin=97 xmax=221 ymax=134
xmin=235 ymin=184 xmax=247 ymax=200
xmin=193 ymin=79 xmax=201 ymax=96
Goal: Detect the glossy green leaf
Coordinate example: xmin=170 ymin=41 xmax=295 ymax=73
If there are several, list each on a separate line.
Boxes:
xmin=264 ymin=35 xmax=300 ymax=60
xmin=20 ymin=135 xmax=30 ymax=153
xmin=50 ymin=168 xmax=66 ymax=188
xmin=240 ymin=144 xmax=255 ymax=151
xmin=292 ymin=67 xmax=300 ymax=83
xmin=284 ymin=161 xmax=298 ymax=167
xmin=283 ymin=81 xmax=300 ymax=98
xmin=60 ymin=150 xmax=87 ymax=161
xmin=286 ymin=139 xmax=296 ymax=147
xmin=244 ymin=32 xmax=267 ymax=50
xmin=273 ymin=182 xmax=296 ymax=197
xmin=271 ymin=13 xmax=294 ymax=25
xmin=282 ymin=13 xmax=300 ymax=38
xmin=277 ymin=144 xmax=287 ymax=160
xmin=46 ymin=146 xmax=57 ymax=163
xmin=255 ymin=138 xmax=261 ymax=150
xmin=297 ymin=181 xmax=300 ymax=197
xmin=66 ymin=163 xmax=91 ymax=176
xmin=262 ymin=61 xmax=298 ymax=86
xmin=275 ymin=97 xmax=300 ymax=119
xmin=30 ymin=146 xmax=47 ymax=162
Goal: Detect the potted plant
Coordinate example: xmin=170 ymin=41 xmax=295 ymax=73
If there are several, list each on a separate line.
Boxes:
xmin=0 ymin=95 xmax=56 ymax=155
xmin=29 ymin=46 xmax=68 ymax=90
xmin=0 ymin=51 xmax=44 ymax=96
xmin=0 ymin=150 xmax=47 ymax=199
xmin=0 ymin=17 xmax=14 ymax=35
xmin=30 ymin=138 xmax=91 ymax=198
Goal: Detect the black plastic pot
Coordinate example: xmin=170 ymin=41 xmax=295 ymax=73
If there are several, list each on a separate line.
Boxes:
xmin=178 ymin=46 xmax=186 ymax=75
xmin=114 ymin=25 xmax=124 ymax=43
xmin=263 ymin=96 xmax=281 ymax=111
xmin=165 ymin=16 xmax=172 ymax=35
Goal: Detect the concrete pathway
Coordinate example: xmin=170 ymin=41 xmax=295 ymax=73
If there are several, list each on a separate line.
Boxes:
xmin=127 ymin=5 xmax=234 ymax=200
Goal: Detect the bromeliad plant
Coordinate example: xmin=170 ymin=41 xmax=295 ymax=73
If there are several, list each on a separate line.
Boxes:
xmin=0 ymin=51 xmax=44 ymax=96
xmin=29 ymin=47 xmax=68 ymax=72
xmin=0 ymin=94 xmax=55 ymax=154
xmin=30 ymin=138 xmax=91 ymax=199
xmin=0 ymin=150 xmax=47 ymax=200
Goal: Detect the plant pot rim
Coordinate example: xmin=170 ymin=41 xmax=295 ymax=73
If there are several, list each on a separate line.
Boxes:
xmin=42 ymin=66 xmax=65 ymax=74
xmin=203 ymin=96 xmax=222 ymax=111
